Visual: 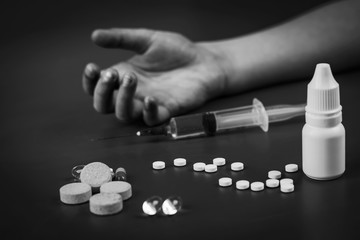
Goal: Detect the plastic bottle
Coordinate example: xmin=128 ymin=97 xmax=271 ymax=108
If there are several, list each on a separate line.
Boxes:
xmin=302 ymin=63 xmax=345 ymax=180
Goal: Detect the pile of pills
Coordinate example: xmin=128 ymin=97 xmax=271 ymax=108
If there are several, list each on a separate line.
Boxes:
xmin=59 ymin=162 xmax=132 ymax=216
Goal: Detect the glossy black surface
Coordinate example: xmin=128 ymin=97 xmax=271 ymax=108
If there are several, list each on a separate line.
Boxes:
xmin=1 ymin=1 xmax=359 ymax=239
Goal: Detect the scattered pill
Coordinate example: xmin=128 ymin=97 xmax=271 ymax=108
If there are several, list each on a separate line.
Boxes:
xmin=236 ymin=180 xmax=250 ymax=190
xmin=193 ymin=162 xmax=206 ymax=171
xmin=219 ymin=177 xmax=232 ymax=187
xmin=280 ymin=178 xmax=294 ymax=185
xmin=266 ymin=179 xmax=280 ymax=188
xmin=268 ymin=170 xmax=281 ymax=179
xmin=162 ymin=196 xmax=182 ymax=215
xmin=100 ymin=181 xmax=132 ymax=200
xmin=285 ymin=164 xmax=299 ymax=173
xmin=174 ymin=158 xmax=187 ymax=167
xmin=205 ymin=164 xmax=218 ymax=173
xmin=213 ymin=157 xmax=226 ymax=166
xmin=80 ymin=162 xmax=112 ymax=188
xmin=280 ymin=183 xmax=295 ymax=193
xmin=114 ymin=167 xmax=127 ymax=181
xmin=251 ymin=182 xmax=265 ymax=192
xmin=59 ymin=182 xmax=92 ymax=204
xmin=142 ymin=196 xmax=163 ymax=216
xmin=231 ymin=162 xmax=244 ymax=171
xmin=152 ymin=161 xmax=165 ymax=170
xmin=89 ymin=193 xmax=123 ymax=215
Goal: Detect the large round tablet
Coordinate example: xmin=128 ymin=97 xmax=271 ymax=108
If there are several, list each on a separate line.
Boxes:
xmin=59 ymin=182 xmax=92 ymax=204
xmin=100 ymin=181 xmax=132 ymax=200
xmin=89 ymin=193 xmax=123 ymax=215
xmin=80 ymin=162 xmax=112 ymax=188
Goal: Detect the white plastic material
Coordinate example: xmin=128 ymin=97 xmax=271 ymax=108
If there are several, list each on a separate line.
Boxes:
xmin=303 ymin=63 xmax=345 ymax=180
xmin=213 ymin=157 xmax=226 ymax=166
xmin=280 ymin=183 xmax=295 ymax=193
xmin=251 ymin=182 xmax=264 ymax=191
xmin=266 ymin=179 xmax=279 ymax=188
xmin=280 ymin=178 xmax=293 ymax=186
xmin=174 ymin=158 xmax=187 ymax=167
xmin=285 ymin=164 xmax=298 ymax=173
xmin=205 ymin=164 xmax=217 ymax=173
xmin=268 ymin=170 xmax=281 ymax=179
xmin=219 ymin=177 xmax=232 ymax=187
xmin=152 ymin=161 xmax=165 ymax=170
xmin=231 ymin=162 xmax=244 ymax=171
xmin=236 ymin=180 xmax=250 ymax=190
xmin=193 ymin=162 xmax=206 ymax=171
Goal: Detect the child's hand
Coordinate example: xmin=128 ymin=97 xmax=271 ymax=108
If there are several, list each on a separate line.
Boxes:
xmin=82 ymin=28 xmax=226 ymax=126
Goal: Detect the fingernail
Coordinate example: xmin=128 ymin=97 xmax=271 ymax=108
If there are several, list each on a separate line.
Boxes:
xmin=122 ymin=74 xmax=133 ymax=87
xmin=85 ymin=65 xmax=95 ymax=78
xmin=102 ymin=71 xmax=114 ymax=83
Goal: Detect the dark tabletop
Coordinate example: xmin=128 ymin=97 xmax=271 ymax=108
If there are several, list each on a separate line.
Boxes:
xmin=1 ymin=0 xmax=359 ymax=239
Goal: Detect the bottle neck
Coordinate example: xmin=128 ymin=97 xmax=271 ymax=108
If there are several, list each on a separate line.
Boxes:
xmin=305 ymin=111 xmax=342 ymax=128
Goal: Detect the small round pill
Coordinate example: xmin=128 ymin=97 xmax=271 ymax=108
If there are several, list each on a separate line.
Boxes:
xmin=193 ymin=162 xmax=206 ymax=172
xmin=89 ymin=193 xmax=123 ymax=215
xmin=285 ymin=164 xmax=299 ymax=173
xmin=174 ymin=158 xmax=187 ymax=167
xmin=59 ymin=182 xmax=92 ymax=204
xmin=266 ymin=179 xmax=280 ymax=188
xmin=251 ymin=182 xmax=265 ymax=192
xmin=100 ymin=181 xmax=132 ymax=200
xmin=268 ymin=170 xmax=281 ymax=179
xmin=280 ymin=183 xmax=295 ymax=193
xmin=80 ymin=162 xmax=112 ymax=188
xmin=231 ymin=162 xmax=244 ymax=171
xmin=236 ymin=180 xmax=250 ymax=190
xmin=205 ymin=164 xmax=218 ymax=173
xmin=219 ymin=177 xmax=232 ymax=187
xmin=152 ymin=161 xmax=165 ymax=170
xmin=280 ymin=178 xmax=294 ymax=185
xmin=213 ymin=157 xmax=226 ymax=166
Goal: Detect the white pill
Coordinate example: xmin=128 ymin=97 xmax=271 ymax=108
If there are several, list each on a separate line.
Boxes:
xmin=205 ymin=164 xmax=218 ymax=173
xmin=89 ymin=193 xmax=123 ymax=215
xmin=174 ymin=158 xmax=187 ymax=167
xmin=280 ymin=178 xmax=294 ymax=185
xmin=59 ymin=182 xmax=92 ymax=204
xmin=193 ymin=162 xmax=206 ymax=171
xmin=285 ymin=164 xmax=298 ymax=173
xmin=213 ymin=157 xmax=226 ymax=166
xmin=80 ymin=162 xmax=112 ymax=188
xmin=281 ymin=183 xmax=295 ymax=193
xmin=219 ymin=177 xmax=232 ymax=187
xmin=251 ymin=182 xmax=264 ymax=192
xmin=236 ymin=180 xmax=250 ymax=190
xmin=268 ymin=170 xmax=281 ymax=179
xmin=152 ymin=161 xmax=165 ymax=170
xmin=100 ymin=181 xmax=132 ymax=200
xmin=266 ymin=179 xmax=280 ymax=188
xmin=231 ymin=162 xmax=244 ymax=171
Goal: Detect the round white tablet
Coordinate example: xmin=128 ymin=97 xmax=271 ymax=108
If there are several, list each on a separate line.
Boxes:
xmin=280 ymin=183 xmax=295 ymax=193
xmin=268 ymin=170 xmax=281 ymax=179
xmin=152 ymin=161 xmax=165 ymax=170
xmin=100 ymin=181 xmax=132 ymax=200
xmin=236 ymin=180 xmax=250 ymax=190
xmin=231 ymin=162 xmax=244 ymax=171
xmin=193 ymin=162 xmax=206 ymax=172
xmin=59 ymin=182 xmax=92 ymax=204
xmin=205 ymin=164 xmax=218 ymax=173
xmin=219 ymin=177 xmax=232 ymax=187
xmin=266 ymin=179 xmax=280 ymax=188
xmin=251 ymin=182 xmax=265 ymax=192
xmin=174 ymin=158 xmax=186 ymax=167
xmin=80 ymin=162 xmax=112 ymax=188
xmin=280 ymin=178 xmax=294 ymax=185
xmin=213 ymin=157 xmax=226 ymax=166
xmin=89 ymin=193 xmax=123 ymax=215
xmin=285 ymin=164 xmax=299 ymax=173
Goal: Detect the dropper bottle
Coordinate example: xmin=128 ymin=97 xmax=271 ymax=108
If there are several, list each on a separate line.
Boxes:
xmin=302 ymin=63 xmax=345 ymax=180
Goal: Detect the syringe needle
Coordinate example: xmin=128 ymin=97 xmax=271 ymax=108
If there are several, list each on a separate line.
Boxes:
xmin=91 ymin=133 xmax=135 ymax=141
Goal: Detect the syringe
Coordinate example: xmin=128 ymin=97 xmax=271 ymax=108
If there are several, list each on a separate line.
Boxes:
xmin=137 ymin=98 xmax=305 ymax=140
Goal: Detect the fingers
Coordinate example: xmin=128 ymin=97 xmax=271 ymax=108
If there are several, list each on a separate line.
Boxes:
xmin=143 ymin=97 xmax=171 ymax=126
xmin=82 ymin=63 xmax=101 ymax=96
xmin=93 ymin=69 xmax=118 ymax=113
xmin=91 ymin=28 xmax=155 ymax=54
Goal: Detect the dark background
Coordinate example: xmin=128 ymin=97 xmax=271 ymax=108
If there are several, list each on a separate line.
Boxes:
xmin=1 ymin=0 xmax=360 ymax=239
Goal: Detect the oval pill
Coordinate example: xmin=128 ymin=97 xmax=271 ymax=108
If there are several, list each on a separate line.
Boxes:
xmin=236 ymin=180 xmax=250 ymax=190
xmin=251 ymin=182 xmax=264 ymax=191
xmin=281 ymin=183 xmax=295 ymax=193
xmin=80 ymin=162 xmax=112 ymax=188
xmin=213 ymin=157 xmax=226 ymax=166
xmin=89 ymin=193 xmax=123 ymax=215
xmin=266 ymin=179 xmax=280 ymax=188
xmin=59 ymin=182 xmax=92 ymax=204
xmin=219 ymin=177 xmax=232 ymax=187
xmin=193 ymin=162 xmax=206 ymax=172
xmin=231 ymin=162 xmax=244 ymax=171
xmin=100 ymin=181 xmax=132 ymax=200
xmin=152 ymin=161 xmax=165 ymax=170
xmin=268 ymin=170 xmax=281 ymax=179
xmin=280 ymin=178 xmax=294 ymax=185
xmin=205 ymin=164 xmax=218 ymax=173
xmin=174 ymin=158 xmax=187 ymax=167
xmin=285 ymin=164 xmax=298 ymax=173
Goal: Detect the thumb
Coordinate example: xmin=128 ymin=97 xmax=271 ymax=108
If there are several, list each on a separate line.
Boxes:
xmin=91 ymin=28 xmax=155 ymax=54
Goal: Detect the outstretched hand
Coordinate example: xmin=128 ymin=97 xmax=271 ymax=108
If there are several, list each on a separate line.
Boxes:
xmin=82 ymin=28 xmax=226 ymax=126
